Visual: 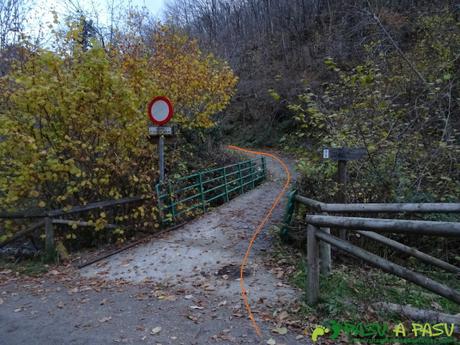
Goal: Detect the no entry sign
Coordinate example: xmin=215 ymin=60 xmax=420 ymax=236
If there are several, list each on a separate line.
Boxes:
xmin=147 ymin=96 xmax=174 ymax=126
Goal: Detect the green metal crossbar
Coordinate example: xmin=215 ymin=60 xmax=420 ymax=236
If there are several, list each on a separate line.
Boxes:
xmin=156 ymin=157 xmax=267 ymax=224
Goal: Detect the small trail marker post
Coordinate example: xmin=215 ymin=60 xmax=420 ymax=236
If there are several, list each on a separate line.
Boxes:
xmin=147 ymin=96 xmax=174 ymax=183
xmin=323 ymin=147 xmax=367 ymax=239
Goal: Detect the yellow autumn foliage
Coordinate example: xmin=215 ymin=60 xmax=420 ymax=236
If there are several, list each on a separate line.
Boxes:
xmin=0 ymin=21 xmax=237 ymax=225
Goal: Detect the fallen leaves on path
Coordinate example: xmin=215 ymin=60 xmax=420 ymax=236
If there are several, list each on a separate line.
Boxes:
xmin=98 ymin=316 xmax=112 ymax=323
xmin=272 ymin=327 xmax=288 ymax=335
xmin=150 ymin=326 xmax=162 ymax=335
xmin=189 ymin=305 xmax=204 ymax=310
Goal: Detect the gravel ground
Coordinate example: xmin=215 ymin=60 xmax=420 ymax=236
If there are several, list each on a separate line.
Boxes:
xmin=0 ymin=150 xmax=311 ymax=345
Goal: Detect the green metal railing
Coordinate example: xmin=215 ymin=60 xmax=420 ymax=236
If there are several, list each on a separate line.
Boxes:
xmin=155 ymin=157 xmax=267 ymax=223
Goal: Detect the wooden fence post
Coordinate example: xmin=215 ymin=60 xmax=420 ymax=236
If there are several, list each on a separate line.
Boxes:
xmin=307 ymin=224 xmax=320 ymax=305
xmin=45 ymin=217 xmax=55 ymax=259
xmin=338 ymin=159 xmax=348 ymax=240
xmin=319 ymin=222 xmax=332 ymax=275
xmin=319 ymin=205 xmax=332 ymax=275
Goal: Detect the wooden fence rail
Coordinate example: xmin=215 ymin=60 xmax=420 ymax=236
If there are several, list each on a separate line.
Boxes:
xmin=310 ymin=226 xmax=460 ymax=305
xmin=0 ymin=196 xmax=145 ymax=219
xmin=356 ymin=230 xmax=460 ymax=275
xmin=295 ymin=195 xmax=460 ymax=213
xmin=0 ymin=196 xmax=146 ymax=256
xmin=289 ymin=194 xmax=460 ymax=305
xmin=306 ymin=215 xmax=460 ymax=237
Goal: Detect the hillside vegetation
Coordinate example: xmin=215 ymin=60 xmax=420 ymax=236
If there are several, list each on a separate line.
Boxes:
xmin=165 ymin=0 xmax=459 ymax=204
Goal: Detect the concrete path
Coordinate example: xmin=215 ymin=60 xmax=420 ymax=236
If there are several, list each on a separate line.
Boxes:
xmin=0 ymin=151 xmax=309 ymax=345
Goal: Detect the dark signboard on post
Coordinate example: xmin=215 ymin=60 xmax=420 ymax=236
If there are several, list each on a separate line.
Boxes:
xmin=322 ymin=147 xmax=367 ymax=240
xmin=323 ymin=147 xmax=367 ymax=161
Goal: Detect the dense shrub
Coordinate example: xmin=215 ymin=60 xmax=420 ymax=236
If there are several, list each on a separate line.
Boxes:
xmin=0 ymin=20 xmax=237 ymax=243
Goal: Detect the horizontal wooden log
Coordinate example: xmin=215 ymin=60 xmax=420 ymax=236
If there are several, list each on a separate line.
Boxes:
xmin=315 ymin=230 xmax=460 ymax=304
xmin=294 ymin=194 xmax=460 ymax=213
xmin=321 ymin=202 xmax=460 ymax=213
xmin=306 ymin=215 xmax=460 ymax=237
xmin=0 ymin=210 xmax=46 ymax=219
xmin=357 ymin=231 xmax=460 ymax=274
xmin=52 ymin=219 xmax=119 ymax=229
xmin=372 ymin=302 xmax=460 ymax=327
xmin=0 ymin=196 xmax=145 ymax=219
xmin=48 ymin=197 xmax=145 ymax=217
xmin=0 ymin=220 xmax=44 ymax=248
xmin=77 ymin=221 xmax=187 ymax=269
xmin=294 ymin=195 xmax=324 ymax=210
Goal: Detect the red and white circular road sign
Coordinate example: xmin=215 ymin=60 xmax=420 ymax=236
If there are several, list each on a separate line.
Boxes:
xmin=147 ymin=96 xmax=174 ymax=126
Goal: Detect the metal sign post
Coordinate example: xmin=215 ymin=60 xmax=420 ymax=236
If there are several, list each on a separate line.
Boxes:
xmin=147 ymin=96 xmax=174 ymax=184
xmin=159 ymin=135 xmax=165 ymax=182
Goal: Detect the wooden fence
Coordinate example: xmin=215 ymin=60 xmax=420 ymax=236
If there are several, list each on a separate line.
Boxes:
xmin=291 ymin=194 xmax=460 ymax=305
xmin=0 ymin=158 xmax=267 ymax=258
xmin=0 ymin=197 xmax=145 ymax=257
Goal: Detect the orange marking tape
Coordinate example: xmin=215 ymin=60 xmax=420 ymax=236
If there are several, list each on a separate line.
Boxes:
xmin=227 ymin=145 xmax=292 ymax=338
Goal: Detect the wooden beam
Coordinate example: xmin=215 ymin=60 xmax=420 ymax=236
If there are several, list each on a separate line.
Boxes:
xmin=0 ymin=196 xmax=145 ymax=219
xmin=52 ymin=219 xmax=119 ymax=229
xmin=321 ymin=203 xmax=460 ymax=213
xmin=294 ymin=195 xmax=324 ymax=210
xmin=294 ymin=195 xmax=460 ymax=214
xmin=306 ymin=215 xmax=460 ymax=237
xmin=307 ymin=224 xmax=320 ymax=305
xmin=77 ymin=222 xmax=187 ymax=269
xmin=47 ymin=196 xmax=144 ymax=217
xmin=319 ymin=226 xmax=331 ymax=275
xmin=0 ymin=220 xmax=44 ymax=248
xmin=357 ymin=231 xmax=460 ymax=274
xmin=45 ymin=217 xmax=54 ymax=257
xmin=315 ymin=230 xmax=460 ymax=304
xmin=0 ymin=211 xmax=46 ymax=219
xmin=372 ymin=302 xmax=460 ymax=327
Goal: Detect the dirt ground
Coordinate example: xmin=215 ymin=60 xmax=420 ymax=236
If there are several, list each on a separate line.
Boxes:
xmin=0 ymin=151 xmax=311 ymax=345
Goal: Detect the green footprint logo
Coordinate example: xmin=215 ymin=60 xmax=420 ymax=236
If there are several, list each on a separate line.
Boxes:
xmin=311 ymin=325 xmax=330 ymax=342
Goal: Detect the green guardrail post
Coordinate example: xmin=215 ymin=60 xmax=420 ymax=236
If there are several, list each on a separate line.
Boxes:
xmin=238 ymin=162 xmax=243 ymax=194
xmin=168 ymin=181 xmax=176 ymax=220
xmin=261 ymin=157 xmax=267 ymax=179
xmin=250 ymin=161 xmax=255 ymax=189
xmin=223 ymin=167 xmax=229 ymax=202
xmin=280 ymin=189 xmax=297 ymax=241
xmin=155 ymin=183 xmax=164 ymax=224
xmin=199 ymin=172 xmax=206 ymax=212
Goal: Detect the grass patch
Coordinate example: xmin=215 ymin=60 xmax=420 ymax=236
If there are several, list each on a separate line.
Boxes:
xmin=288 ymin=257 xmax=460 ymax=322
xmin=0 ymin=258 xmax=49 ymax=276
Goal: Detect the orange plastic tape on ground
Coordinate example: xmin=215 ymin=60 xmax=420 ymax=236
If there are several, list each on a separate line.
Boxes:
xmin=227 ymin=145 xmax=292 ymax=337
